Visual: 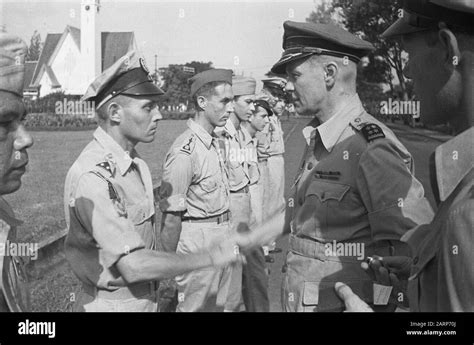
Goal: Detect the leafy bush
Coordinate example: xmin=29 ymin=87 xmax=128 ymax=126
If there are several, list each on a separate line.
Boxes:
xmin=25 ymin=113 xmax=97 ymax=131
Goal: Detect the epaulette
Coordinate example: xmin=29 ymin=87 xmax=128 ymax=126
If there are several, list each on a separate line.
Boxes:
xmin=96 ymin=153 xmax=117 ymax=176
xmin=96 ymin=161 xmax=114 ymax=176
xmin=350 ymin=116 xmax=385 ymax=142
xmin=179 ymin=135 xmax=196 ymax=155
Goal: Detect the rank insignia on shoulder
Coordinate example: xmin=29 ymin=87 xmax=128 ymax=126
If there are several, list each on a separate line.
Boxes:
xmin=180 ymin=136 xmax=195 ymax=155
xmin=351 ymin=117 xmax=385 ymax=142
xmin=96 ymin=161 xmax=115 ymax=176
xmin=360 ymin=123 xmax=385 ymax=142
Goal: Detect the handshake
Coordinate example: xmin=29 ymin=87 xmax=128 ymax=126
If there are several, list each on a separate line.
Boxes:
xmin=205 ymin=232 xmax=256 ymax=268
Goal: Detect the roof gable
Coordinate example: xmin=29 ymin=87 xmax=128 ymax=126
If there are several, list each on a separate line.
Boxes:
xmin=23 ymin=62 xmax=37 ymax=90
xmin=31 ymin=33 xmax=61 ymax=85
xmin=101 ymin=32 xmax=134 ymax=70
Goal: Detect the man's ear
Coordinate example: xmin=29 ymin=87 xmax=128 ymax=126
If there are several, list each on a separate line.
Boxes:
xmin=197 ymin=95 xmax=207 ymax=110
xmin=107 ymin=102 xmax=122 ymax=123
xmin=438 ymin=27 xmax=461 ymax=70
xmin=324 ymin=61 xmax=338 ymax=87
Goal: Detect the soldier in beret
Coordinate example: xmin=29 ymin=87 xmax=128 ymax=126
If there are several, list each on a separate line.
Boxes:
xmin=236 ymin=20 xmax=434 ymax=312
xmin=158 ymin=69 xmax=238 ymax=312
xmin=337 ymin=0 xmax=474 ymax=312
xmin=64 ymin=55 xmax=241 ymax=312
xmin=0 ymin=32 xmax=34 ymax=312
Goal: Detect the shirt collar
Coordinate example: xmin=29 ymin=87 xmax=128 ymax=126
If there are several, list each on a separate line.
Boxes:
xmin=93 ymin=126 xmax=135 ymax=176
xmin=316 ymin=94 xmax=364 ymax=152
xmin=435 ymin=126 xmax=474 ymax=202
xmin=302 ymin=117 xmax=320 ymax=145
xmin=240 ymin=125 xmax=255 ymax=146
xmin=224 ymin=118 xmax=238 ymax=138
xmin=187 ymin=118 xmax=215 ymax=149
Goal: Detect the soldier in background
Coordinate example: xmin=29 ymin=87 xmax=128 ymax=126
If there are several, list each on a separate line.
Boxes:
xmin=240 ymin=96 xmax=273 ymax=312
xmin=215 ymin=76 xmax=256 ymax=311
xmin=260 ymin=77 xmax=287 ymax=258
xmin=0 ymin=32 xmax=34 ymax=312
xmin=159 ymin=69 xmax=238 ymax=312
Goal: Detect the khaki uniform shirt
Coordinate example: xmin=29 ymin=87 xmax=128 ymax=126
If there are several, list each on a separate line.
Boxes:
xmin=286 ymin=95 xmax=434 ymax=243
xmin=0 ymin=198 xmax=27 ymax=311
xmin=159 ymin=119 xmax=230 ymax=218
xmin=240 ymin=125 xmax=260 ymax=185
xmin=64 ymin=127 xmax=156 ymax=290
xmin=215 ymin=119 xmax=249 ymax=191
xmin=404 ymin=127 xmax=474 ymax=311
xmin=267 ymin=116 xmax=285 ymax=156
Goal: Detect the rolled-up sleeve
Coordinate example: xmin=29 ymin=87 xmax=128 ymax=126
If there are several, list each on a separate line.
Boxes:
xmin=158 ymin=149 xmax=193 ymax=213
xmin=73 ymin=173 xmax=146 ymax=268
xmin=356 ymin=140 xmax=434 ymax=241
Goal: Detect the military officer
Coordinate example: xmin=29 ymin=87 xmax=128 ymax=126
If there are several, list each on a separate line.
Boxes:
xmin=64 ymin=55 xmax=241 ymax=312
xmin=236 ymin=21 xmax=434 ymax=312
xmin=215 ymin=76 xmax=256 ymax=311
xmin=158 ymin=69 xmax=237 ymax=312
xmin=336 ymin=0 xmax=474 ymax=312
xmin=0 ymin=32 xmax=34 ymax=312
xmin=240 ymin=96 xmax=273 ymax=312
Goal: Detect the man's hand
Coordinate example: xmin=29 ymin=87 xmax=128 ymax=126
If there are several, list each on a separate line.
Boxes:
xmin=207 ymin=237 xmax=244 ymax=267
xmin=232 ymin=232 xmax=254 ymax=252
xmin=335 ymin=282 xmax=373 ymax=312
xmin=361 ymin=256 xmax=412 ymax=308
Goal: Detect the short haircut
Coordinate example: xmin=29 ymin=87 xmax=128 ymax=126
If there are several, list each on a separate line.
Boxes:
xmin=192 ymin=81 xmax=227 ymax=109
xmin=96 ymin=94 xmax=131 ymax=121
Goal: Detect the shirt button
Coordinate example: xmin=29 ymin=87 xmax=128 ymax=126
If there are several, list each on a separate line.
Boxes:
xmin=307 ymin=162 xmax=313 ymax=170
xmin=413 ymin=256 xmax=419 ymax=265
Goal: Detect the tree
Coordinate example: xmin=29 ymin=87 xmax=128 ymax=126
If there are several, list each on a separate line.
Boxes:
xmin=306 ymin=0 xmax=412 ymax=100
xmin=160 ymin=61 xmax=213 ymax=107
xmin=306 ymin=0 xmax=343 ymax=26
xmin=26 ymin=30 xmax=42 ymax=62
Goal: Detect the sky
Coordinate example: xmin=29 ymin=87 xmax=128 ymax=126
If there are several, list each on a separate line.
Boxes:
xmin=1 ymin=0 xmax=321 ymax=82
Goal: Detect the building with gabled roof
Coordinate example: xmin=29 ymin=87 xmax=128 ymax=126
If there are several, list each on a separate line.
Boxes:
xmin=24 ymin=0 xmax=137 ymax=98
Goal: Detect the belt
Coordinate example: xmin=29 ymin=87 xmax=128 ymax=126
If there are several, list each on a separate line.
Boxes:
xmin=230 ymin=185 xmax=249 ymax=194
xmin=288 ymin=235 xmax=374 ymax=261
xmin=182 ymin=211 xmax=230 ymax=224
xmin=258 ymin=158 xmax=268 ymax=163
xmin=82 ymin=281 xmax=157 ymax=300
xmin=289 ymin=235 xmax=328 ymax=260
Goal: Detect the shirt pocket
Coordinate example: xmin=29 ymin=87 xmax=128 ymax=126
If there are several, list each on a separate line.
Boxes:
xmin=303 ymin=181 xmax=354 ymax=234
xmin=201 ymin=177 xmax=219 ymax=194
xmin=305 ymin=180 xmax=350 ymax=203
xmin=128 ymin=199 xmax=154 ymax=226
xmin=196 ymin=176 xmax=225 ymax=215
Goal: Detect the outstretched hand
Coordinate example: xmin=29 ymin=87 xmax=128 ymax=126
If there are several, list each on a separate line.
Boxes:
xmin=207 ymin=237 xmax=245 ymax=267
